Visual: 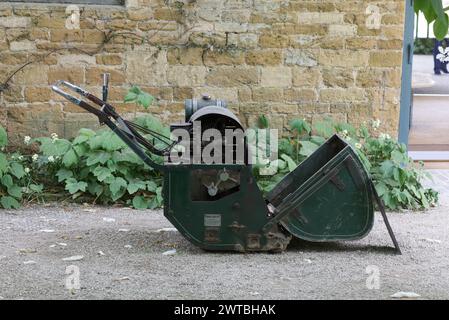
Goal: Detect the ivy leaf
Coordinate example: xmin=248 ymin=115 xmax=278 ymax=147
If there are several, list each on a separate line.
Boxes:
xmin=1 ymin=196 xmax=20 ymax=209
xmin=0 ymin=153 xmax=7 ymax=175
xmin=101 ymin=132 xmax=125 ymax=151
xmin=87 ymin=182 xmax=103 ymax=197
xmin=86 ymin=151 xmax=111 ymax=166
xmin=65 ymin=178 xmax=88 ymax=194
xmin=290 ymin=119 xmax=311 ymax=136
xmin=258 ymin=115 xmax=269 ymax=129
xmin=124 ymin=91 xmax=138 ymax=103
xmin=375 ymin=182 xmax=388 ymax=197
xmin=92 ymin=166 xmax=112 ymax=182
xmin=127 ymin=180 xmax=147 ymax=194
xmin=7 ymin=185 xmax=22 ymax=198
xmin=313 ymin=120 xmax=334 ymax=138
xmin=280 ymin=154 xmax=297 ymax=172
xmin=434 ymin=13 xmax=449 ymax=40
xmin=29 ymin=184 xmax=43 ymax=193
xmin=0 ymin=126 xmax=7 ymax=147
xmin=10 ymin=162 xmax=25 ymax=179
xmin=414 ymin=0 xmax=430 ymax=14
xmin=40 ymin=138 xmax=71 ymax=157
xmin=310 ymin=135 xmax=326 ymax=146
xmin=132 ymin=195 xmax=149 ymax=210
xmin=147 ymin=180 xmax=158 ymax=192
xmin=109 ymin=177 xmax=127 ymax=196
xmin=63 ymin=149 xmax=78 ymax=167
xmin=299 ymin=141 xmax=319 ymax=157
xmin=156 ymin=186 xmax=163 ymax=203
xmin=56 ymin=168 xmax=73 ymax=182
xmin=137 ymin=92 xmax=154 ymax=109
xmin=1 ymin=174 xmax=13 ymax=188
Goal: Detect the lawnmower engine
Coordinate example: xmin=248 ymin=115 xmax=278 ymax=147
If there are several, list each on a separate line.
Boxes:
xmin=165 ymin=95 xmax=292 ymax=252
xmin=51 ymin=79 xmax=401 ymax=254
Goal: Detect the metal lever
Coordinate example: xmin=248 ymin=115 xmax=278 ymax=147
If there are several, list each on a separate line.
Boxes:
xmin=370 ymin=181 xmax=402 ymax=255
xmin=102 ymin=73 xmax=110 ymax=102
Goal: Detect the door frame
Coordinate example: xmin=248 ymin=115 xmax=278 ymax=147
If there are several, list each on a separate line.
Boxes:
xmin=398 ymin=0 xmax=415 ymax=146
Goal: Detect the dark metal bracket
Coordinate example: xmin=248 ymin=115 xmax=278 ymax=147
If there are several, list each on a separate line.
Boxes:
xmin=371 ymin=181 xmax=402 ymax=255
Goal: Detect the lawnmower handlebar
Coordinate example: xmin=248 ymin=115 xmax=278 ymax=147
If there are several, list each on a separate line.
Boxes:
xmin=51 ymin=80 xmax=167 ymax=172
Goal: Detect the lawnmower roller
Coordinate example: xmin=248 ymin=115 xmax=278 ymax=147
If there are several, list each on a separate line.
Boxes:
xmin=52 ymin=77 xmax=401 ymax=254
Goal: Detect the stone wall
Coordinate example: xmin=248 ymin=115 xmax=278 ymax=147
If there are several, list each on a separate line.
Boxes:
xmin=0 ymin=0 xmax=405 ymax=145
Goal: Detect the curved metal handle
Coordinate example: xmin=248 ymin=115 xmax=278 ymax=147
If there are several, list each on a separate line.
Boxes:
xmin=51 ymin=80 xmax=166 ymax=172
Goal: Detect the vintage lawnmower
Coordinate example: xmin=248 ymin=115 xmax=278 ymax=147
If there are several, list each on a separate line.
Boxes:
xmin=52 ymin=76 xmax=401 ymax=254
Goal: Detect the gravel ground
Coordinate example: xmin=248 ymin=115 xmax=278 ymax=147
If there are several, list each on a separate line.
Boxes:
xmin=0 ymin=189 xmax=448 ymax=300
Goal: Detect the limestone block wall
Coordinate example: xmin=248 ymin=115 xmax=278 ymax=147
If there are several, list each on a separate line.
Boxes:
xmin=0 ymin=0 xmax=406 ymax=145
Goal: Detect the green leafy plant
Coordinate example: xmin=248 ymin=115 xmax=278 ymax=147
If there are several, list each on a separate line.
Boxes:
xmin=124 ymin=85 xmax=155 ymax=117
xmin=34 ymin=115 xmax=167 ymax=210
xmin=0 ymin=127 xmax=43 ymax=209
xmin=415 ymin=0 xmax=449 ymax=40
xmin=254 ymin=117 xmax=439 ymax=211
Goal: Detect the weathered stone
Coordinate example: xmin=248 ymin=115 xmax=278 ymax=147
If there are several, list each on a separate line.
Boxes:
xmin=50 ymin=30 xmax=82 ymax=42
xmin=227 ymin=33 xmax=259 ymax=49
xmin=203 ymin=49 xmax=245 ymax=66
xmin=10 ymin=40 xmax=36 ymax=52
xmin=292 ymin=67 xmax=321 ymax=87
xmin=58 ymin=54 xmax=96 ymax=66
xmin=48 ymin=67 xmax=83 ymax=84
xmin=261 ymin=67 xmax=292 ymax=87
xmin=194 ymin=87 xmax=238 ymax=103
xmin=320 ymin=88 xmax=366 ymax=103
xmin=206 ymin=67 xmax=259 ymax=87
xmin=6 ymin=28 xmax=29 ymax=42
xmin=83 ymin=30 xmax=106 ymax=44
xmin=126 ymin=48 xmax=168 ymax=86
xmin=24 ymin=87 xmax=52 ymax=102
xmin=167 ymin=66 xmax=207 ymax=87
xmin=13 ymin=65 xmax=48 ymax=85
xmin=167 ymin=47 xmax=203 ymax=65
xmin=297 ymin=12 xmax=344 ymax=24
xmin=285 ymin=49 xmax=317 ymax=66
xmin=270 ymin=104 xmax=299 ymax=114
xmin=259 ymin=33 xmax=290 ymax=48
xmin=252 ymin=87 xmax=283 ymax=102
xmin=0 ymin=16 xmax=31 ymax=28
xmin=328 ymin=25 xmax=357 ymax=37
xmin=246 ymin=49 xmax=282 ymax=66
xmin=96 ymin=54 xmax=123 ymax=65
xmin=0 ymin=52 xmax=28 ymax=65
xmin=369 ymin=51 xmax=402 ymax=67
xmin=138 ymin=20 xmax=177 ymax=31
xmin=0 ymin=0 xmax=407 ymax=146
xmin=319 ymin=50 xmax=369 ymax=67
xmin=346 ymin=37 xmax=377 ymax=50
xmin=322 ymin=68 xmax=355 ymax=88
xmin=173 ymin=87 xmax=194 ymax=101
xmin=284 ymin=88 xmax=317 ymax=103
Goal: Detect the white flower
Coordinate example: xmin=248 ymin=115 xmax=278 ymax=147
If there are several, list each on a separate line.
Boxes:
xmin=355 ymin=143 xmax=362 ymax=149
xmin=51 ymin=133 xmax=59 ymax=142
xmin=24 ymin=167 xmax=30 ymax=174
xmin=339 ymin=129 xmax=349 ymax=138
xmin=371 ymin=119 xmax=381 ymax=130
xmin=48 ymin=156 xmax=55 ymax=163
xmin=18 ymin=155 xmax=23 ymax=161
xmin=32 ymin=154 xmax=38 ymax=162
xmin=24 ymin=136 xmax=31 ymax=145
xmin=379 ymin=133 xmax=391 ymax=140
